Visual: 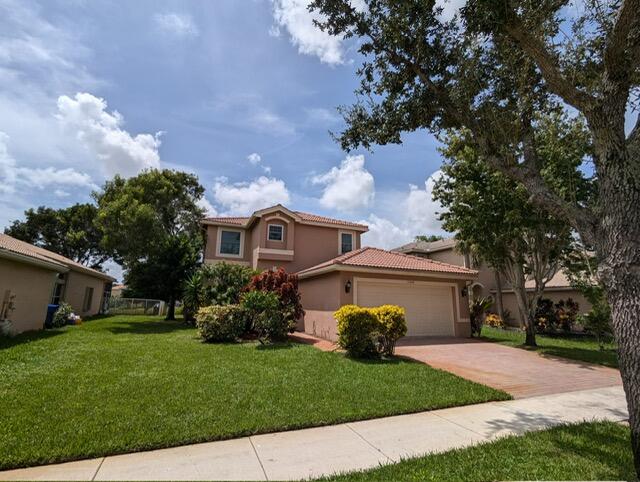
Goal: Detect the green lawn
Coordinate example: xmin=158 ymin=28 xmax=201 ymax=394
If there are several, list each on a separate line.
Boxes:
xmin=326 ymin=422 xmax=635 ymax=481
xmin=0 ymin=316 xmax=508 ymax=470
xmin=482 ymin=326 xmax=618 ymax=368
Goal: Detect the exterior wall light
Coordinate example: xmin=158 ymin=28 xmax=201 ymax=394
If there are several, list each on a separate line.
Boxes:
xmin=461 ymin=287 xmax=468 ymax=298
xmin=345 ymin=280 xmax=352 ymax=293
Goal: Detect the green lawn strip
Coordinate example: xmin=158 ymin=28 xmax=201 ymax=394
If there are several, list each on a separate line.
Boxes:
xmin=0 ymin=316 xmax=508 ymax=470
xmin=481 ymin=326 xmax=618 ymax=368
xmin=325 ymin=421 xmax=634 ymax=481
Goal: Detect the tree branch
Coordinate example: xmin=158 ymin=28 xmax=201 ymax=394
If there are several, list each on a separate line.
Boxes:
xmin=503 ymin=22 xmax=596 ymax=115
xmin=603 ymin=0 xmax=640 ymax=85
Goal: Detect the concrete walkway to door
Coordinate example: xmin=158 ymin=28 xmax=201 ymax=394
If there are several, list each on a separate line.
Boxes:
xmin=396 ymin=337 xmax=622 ymax=398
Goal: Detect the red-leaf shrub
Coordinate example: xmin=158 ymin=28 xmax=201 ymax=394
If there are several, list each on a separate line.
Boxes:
xmin=246 ymin=268 xmax=305 ymax=321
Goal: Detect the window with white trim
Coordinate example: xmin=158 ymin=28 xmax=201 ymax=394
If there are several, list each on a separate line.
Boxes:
xmin=220 ymin=230 xmax=242 ymax=255
xmin=268 ymin=224 xmax=284 ymax=241
xmin=340 ymin=232 xmax=354 ymax=254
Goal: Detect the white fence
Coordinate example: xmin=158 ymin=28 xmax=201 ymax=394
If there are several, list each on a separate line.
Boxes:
xmin=108 ymin=298 xmax=167 ymax=316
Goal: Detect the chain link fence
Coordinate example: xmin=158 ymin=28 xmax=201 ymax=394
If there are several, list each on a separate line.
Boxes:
xmin=107 ymin=298 xmax=167 ymax=316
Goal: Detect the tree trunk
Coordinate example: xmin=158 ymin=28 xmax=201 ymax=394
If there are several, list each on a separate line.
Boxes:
xmin=594 ymin=137 xmax=640 ymax=475
xmin=494 ymin=271 xmax=505 ymax=321
xmin=165 ymin=298 xmax=176 ymax=321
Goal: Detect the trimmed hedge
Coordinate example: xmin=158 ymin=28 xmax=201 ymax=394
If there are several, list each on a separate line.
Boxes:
xmin=335 ymin=304 xmax=407 ymax=358
xmin=195 ymin=305 xmax=246 ymax=342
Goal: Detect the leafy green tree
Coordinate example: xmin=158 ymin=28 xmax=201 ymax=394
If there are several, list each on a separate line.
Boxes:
xmin=5 ymin=204 xmax=109 ymax=269
xmin=94 ymin=169 xmax=205 ymax=320
xmin=312 ymin=2 xmax=640 ymax=469
xmin=434 ymin=130 xmax=575 ymax=345
xmin=414 ymin=234 xmax=443 ymax=243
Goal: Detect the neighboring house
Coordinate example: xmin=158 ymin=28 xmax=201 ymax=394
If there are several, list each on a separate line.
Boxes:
xmin=202 ymin=205 xmax=478 ymax=341
xmin=393 ymin=238 xmax=592 ymax=326
xmin=0 ymin=234 xmax=115 ymax=335
xmin=111 ymin=283 xmax=126 ymax=298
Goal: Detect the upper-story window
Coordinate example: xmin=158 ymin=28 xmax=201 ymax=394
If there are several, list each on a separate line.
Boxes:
xmin=340 ymin=232 xmax=354 ymax=254
xmin=219 ymin=230 xmax=242 ymax=256
xmin=268 ymin=224 xmax=284 ymax=242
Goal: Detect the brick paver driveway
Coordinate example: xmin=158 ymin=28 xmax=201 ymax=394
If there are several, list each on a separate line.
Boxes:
xmin=395 ymin=337 xmax=622 ymax=399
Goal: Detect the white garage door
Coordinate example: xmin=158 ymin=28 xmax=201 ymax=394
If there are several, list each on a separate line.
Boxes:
xmin=356 ymin=279 xmax=455 ymax=336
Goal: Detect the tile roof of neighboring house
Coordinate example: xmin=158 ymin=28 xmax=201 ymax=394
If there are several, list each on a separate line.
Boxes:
xmin=393 ymin=237 xmax=457 ymax=254
xmin=296 ymin=247 xmax=478 ymax=278
xmin=203 ymin=205 xmax=368 ymax=230
xmin=0 ymin=233 xmax=115 ymax=281
xmin=524 ymin=270 xmax=573 ymax=290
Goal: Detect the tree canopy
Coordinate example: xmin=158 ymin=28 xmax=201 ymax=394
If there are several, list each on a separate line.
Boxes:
xmin=5 ymin=204 xmax=109 ymax=269
xmin=94 ymin=169 xmax=206 ymax=319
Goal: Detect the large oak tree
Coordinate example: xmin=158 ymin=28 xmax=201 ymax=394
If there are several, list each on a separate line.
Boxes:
xmin=312 ymin=0 xmax=640 ymax=471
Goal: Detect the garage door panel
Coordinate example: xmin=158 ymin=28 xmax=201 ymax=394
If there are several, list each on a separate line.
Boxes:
xmin=356 ymin=280 xmax=454 ymax=336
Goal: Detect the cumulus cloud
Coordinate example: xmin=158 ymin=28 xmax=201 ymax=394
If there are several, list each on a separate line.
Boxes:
xmin=271 ymin=0 xmax=347 ymax=65
xmin=0 ymin=131 xmax=95 ymax=195
xmin=212 ymin=176 xmax=291 ymax=215
xmin=360 ymin=170 xmax=446 ymax=249
xmin=247 ymin=153 xmax=262 ymax=165
xmin=311 ymin=154 xmax=374 ymax=211
xmin=56 ymin=93 xmax=162 ymax=178
xmin=154 ymin=12 xmax=199 ymax=37
xmin=197 ymin=197 xmax=218 ymax=217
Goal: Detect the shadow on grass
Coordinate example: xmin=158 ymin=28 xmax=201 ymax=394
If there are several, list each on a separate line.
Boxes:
xmin=107 ymin=320 xmax=194 ymax=335
xmin=539 ymin=347 xmax=619 ymax=369
xmin=0 ymin=328 xmax=66 ymax=349
xmin=255 ymin=342 xmax=295 ymax=351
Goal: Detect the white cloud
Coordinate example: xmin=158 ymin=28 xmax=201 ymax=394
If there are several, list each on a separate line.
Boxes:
xmin=246 ymin=152 xmax=273 ymax=174
xmin=0 ymin=131 xmax=95 ymax=195
xmin=305 ymin=107 xmax=341 ymax=125
xmin=54 ymin=189 xmax=70 ymax=198
xmin=56 ymin=93 xmax=162 ymax=178
xmin=247 ymin=153 xmax=262 ymax=165
xmin=311 ymin=154 xmax=374 ymax=211
xmin=271 ymin=0 xmax=345 ymax=65
xmin=197 ymin=197 xmax=218 ymax=217
xmin=212 ymin=176 xmax=291 ymax=215
xmin=360 ymin=170 xmax=446 ymax=249
xmin=153 ymin=13 xmax=199 ymax=37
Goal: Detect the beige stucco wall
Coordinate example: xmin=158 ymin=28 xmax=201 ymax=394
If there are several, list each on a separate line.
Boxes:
xmin=64 ymin=270 xmax=107 ymax=317
xmin=204 ymin=225 xmax=252 ymax=266
xmin=298 ymin=270 xmax=473 ymax=341
xmin=0 ymin=258 xmax=58 ymax=334
xmin=499 ymin=289 xmax=592 ymax=327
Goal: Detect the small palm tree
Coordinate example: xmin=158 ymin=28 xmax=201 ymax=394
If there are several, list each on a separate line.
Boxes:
xmin=182 ymin=271 xmax=205 ymax=323
xmin=469 ymin=296 xmax=493 ymax=337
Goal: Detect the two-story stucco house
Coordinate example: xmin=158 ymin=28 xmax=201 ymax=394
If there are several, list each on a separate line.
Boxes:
xmin=202 ymin=205 xmax=478 ymax=341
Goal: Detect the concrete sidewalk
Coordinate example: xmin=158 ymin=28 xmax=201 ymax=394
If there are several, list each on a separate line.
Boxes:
xmin=0 ymin=386 xmax=628 ymax=481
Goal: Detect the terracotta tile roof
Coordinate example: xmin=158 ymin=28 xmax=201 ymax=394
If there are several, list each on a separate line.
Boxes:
xmin=203 ymin=216 xmax=250 ymax=225
xmin=203 ymin=208 xmax=367 ymax=230
xmin=297 ymin=247 xmax=478 ymax=277
xmin=0 ymin=233 xmax=114 ymax=281
xmin=293 ymin=211 xmax=368 ymax=229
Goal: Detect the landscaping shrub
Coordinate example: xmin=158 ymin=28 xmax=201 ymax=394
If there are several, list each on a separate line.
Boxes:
xmin=246 ymin=268 xmax=304 ymax=321
xmin=51 ymin=302 xmax=73 ymax=328
xmin=372 ymin=305 xmax=407 ymax=355
xmin=484 ymin=312 xmax=504 ymax=328
xmin=535 ymin=298 xmax=579 ymax=333
xmin=579 ymin=298 xmax=613 ymax=350
xmin=195 ymin=305 xmax=246 ymax=342
xmin=241 ymin=290 xmax=291 ymax=343
xmin=335 ymin=305 xmax=380 ymax=358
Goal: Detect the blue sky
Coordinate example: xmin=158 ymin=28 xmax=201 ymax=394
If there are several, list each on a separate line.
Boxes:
xmin=0 ymin=0 xmax=452 ymax=270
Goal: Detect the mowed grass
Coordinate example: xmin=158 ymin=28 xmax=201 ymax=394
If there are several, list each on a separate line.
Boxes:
xmin=326 ymin=422 xmax=635 ymax=481
xmin=0 ymin=316 xmax=508 ymax=470
xmin=482 ymin=326 xmax=618 ymax=368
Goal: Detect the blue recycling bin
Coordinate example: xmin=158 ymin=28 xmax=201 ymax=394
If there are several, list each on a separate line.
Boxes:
xmin=45 ymin=304 xmax=59 ymax=328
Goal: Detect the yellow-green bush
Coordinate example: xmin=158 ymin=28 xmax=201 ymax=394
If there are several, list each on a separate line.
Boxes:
xmin=335 ymin=305 xmax=379 ymax=358
xmin=372 ymin=305 xmax=407 ymax=355
xmin=335 ymin=304 xmax=407 ymax=357
xmin=484 ymin=312 xmax=504 ymax=328
xmin=195 ymin=305 xmax=246 ymax=342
